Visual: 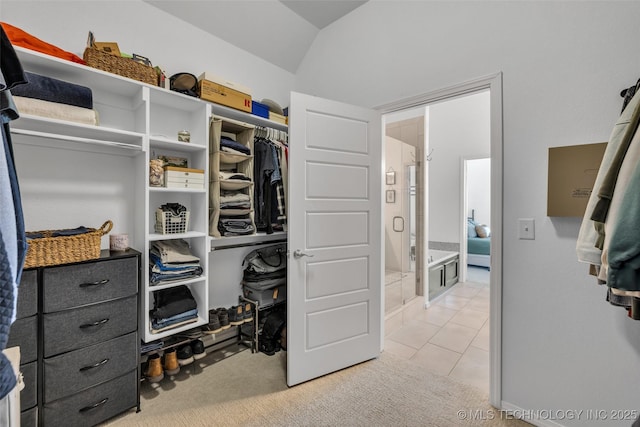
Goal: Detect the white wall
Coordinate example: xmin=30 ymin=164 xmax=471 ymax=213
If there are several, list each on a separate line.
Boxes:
xmin=6 ymin=1 xmax=640 ymax=424
xmin=295 ymin=2 xmax=640 ymax=426
xmin=467 ymin=158 xmax=491 ymax=226
xmin=0 ymin=1 xmax=295 ymax=108
xmin=428 ymin=92 xmax=491 ymax=245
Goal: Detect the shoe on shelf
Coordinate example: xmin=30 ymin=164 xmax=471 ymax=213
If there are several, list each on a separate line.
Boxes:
xmin=228 ymin=305 xmax=244 ymax=326
xmin=191 ymin=339 xmax=206 ymax=360
xmin=162 ymin=348 xmax=180 ymax=376
xmin=177 ymin=344 xmax=194 ymax=366
xmin=144 ymin=353 xmax=164 ymax=383
xmin=202 ymin=310 xmax=223 ymax=334
xmin=216 ymin=308 xmax=231 ymax=330
xmin=243 ymin=303 xmax=254 ymax=323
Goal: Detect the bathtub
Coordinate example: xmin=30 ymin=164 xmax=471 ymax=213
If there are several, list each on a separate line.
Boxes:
xmin=428 ymin=250 xmax=458 ymax=268
xmin=428 ymin=250 xmax=459 ymax=299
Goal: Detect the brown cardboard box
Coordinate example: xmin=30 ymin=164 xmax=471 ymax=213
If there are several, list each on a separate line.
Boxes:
xmin=198 ymin=79 xmax=251 ymax=113
xmin=269 ymin=111 xmax=286 ymax=124
xmin=547 ymin=142 xmax=607 ymax=217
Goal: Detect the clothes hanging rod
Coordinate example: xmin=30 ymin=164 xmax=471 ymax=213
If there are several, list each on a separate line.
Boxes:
xmin=210 ymin=237 xmax=287 ymax=251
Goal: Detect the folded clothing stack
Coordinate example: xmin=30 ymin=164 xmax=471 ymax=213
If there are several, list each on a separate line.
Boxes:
xmin=149 ymin=285 xmax=198 ymax=333
xmin=11 ymin=71 xmax=98 ymax=125
xmin=217 ymin=217 xmax=255 ymax=236
xmin=149 ymin=239 xmax=202 ymax=285
xmin=220 ymin=136 xmax=250 ymax=155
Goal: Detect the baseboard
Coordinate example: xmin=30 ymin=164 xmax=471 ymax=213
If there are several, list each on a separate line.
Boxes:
xmin=500 ymin=401 xmax=568 ymax=427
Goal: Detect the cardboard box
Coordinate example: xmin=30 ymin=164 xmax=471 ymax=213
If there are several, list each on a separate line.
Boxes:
xmin=198 ymin=72 xmax=251 ymax=96
xmin=269 ymin=111 xmax=286 ymax=124
xmin=198 ymin=79 xmax=252 ymax=113
xmin=547 ymin=142 xmax=607 ymax=217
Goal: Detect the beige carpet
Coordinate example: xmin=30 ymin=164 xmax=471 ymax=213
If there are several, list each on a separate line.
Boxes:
xmin=103 ymin=345 xmax=529 ymax=427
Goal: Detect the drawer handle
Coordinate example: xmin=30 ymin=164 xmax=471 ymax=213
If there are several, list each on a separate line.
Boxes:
xmin=79 ymin=397 xmax=109 ymax=413
xmin=79 ymin=358 xmax=109 ymax=372
xmin=79 ymin=279 xmax=110 ymax=288
xmin=79 ymin=318 xmax=109 ymax=329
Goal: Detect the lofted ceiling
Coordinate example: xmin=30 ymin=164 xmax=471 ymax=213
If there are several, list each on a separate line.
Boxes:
xmin=143 ymin=0 xmax=368 ymax=74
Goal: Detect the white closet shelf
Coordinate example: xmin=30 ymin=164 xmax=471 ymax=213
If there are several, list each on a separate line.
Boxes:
xmin=149 ymin=231 xmax=208 ymax=241
xmin=209 ymin=231 xmax=287 ymax=250
xmin=148 ymin=186 xmax=206 ymax=194
xmin=12 ymin=115 xmax=144 ymax=156
xmin=15 ymin=47 xmax=154 ymax=97
xmin=148 ymin=276 xmax=206 ymax=292
xmin=149 ymin=136 xmax=206 ymax=152
xmin=147 ymin=316 xmax=208 ymax=341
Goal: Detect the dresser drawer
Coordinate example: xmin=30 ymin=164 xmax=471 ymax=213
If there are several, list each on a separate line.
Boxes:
xmin=20 ymin=361 xmax=37 ymax=411
xmin=16 ymin=269 xmax=37 ymax=319
xmin=43 ymin=257 xmax=138 ymax=312
xmin=43 ymin=370 xmax=137 ymax=427
xmin=44 ymin=332 xmax=137 ymax=402
xmin=21 ymin=406 xmax=37 ymax=427
xmin=7 ymin=315 xmax=37 ymax=364
xmin=43 ymin=295 xmax=137 ymax=357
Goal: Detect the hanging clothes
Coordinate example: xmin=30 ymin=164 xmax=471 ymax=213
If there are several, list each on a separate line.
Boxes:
xmin=0 ymin=24 xmax=27 ymax=400
xmin=577 ymin=83 xmax=640 ymax=319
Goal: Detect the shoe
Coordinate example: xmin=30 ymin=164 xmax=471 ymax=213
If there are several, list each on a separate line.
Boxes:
xmin=191 ymin=339 xmax=206 ymax=360
xmin=177 ymin=344 xmax=194 ymax=366
xmin=228 ymin=305 xmax=244 ymax=326
xmin=216 ymin=308 xmax=231 ymax=330
xmin=202 ymin=310 xmax=223 ymax=334
xmin=162 ymin=348 xmax=180 ymax=376
xmin=243 ymin=303 xmax=254 ymax=323
xmin=258 ymin=335 xmax=276 ymax=356
xmin=144 ymin=353 xmax=164 ymax=383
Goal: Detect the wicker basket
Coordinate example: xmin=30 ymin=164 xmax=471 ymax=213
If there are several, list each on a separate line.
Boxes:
xmin=83 ymin=48 xmax=158 ymax=86
xmin=24 ymin=220 xmax=113 ymax=268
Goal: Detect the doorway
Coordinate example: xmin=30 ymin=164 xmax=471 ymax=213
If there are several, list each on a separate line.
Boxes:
xmin=378 ymin=73 xmax=502 ymax=406
xmin=384 ymin=115 xmax=424 ymax=315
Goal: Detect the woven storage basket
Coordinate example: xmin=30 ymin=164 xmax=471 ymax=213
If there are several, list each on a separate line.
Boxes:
xmin=83 ymin=48 xmax=157 ymax=86
xmin=24 ymin=220 xmax=113 ymax=268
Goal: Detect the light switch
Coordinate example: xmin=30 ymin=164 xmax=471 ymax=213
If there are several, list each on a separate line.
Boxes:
xmin=518 ymin=218 xmax=535 ymax=240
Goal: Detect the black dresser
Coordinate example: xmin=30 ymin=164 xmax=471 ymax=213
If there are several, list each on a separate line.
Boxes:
xmin=7 ymin=249 xmax=141 ymax=427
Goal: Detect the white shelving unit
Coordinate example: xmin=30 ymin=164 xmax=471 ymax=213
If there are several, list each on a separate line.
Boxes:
xmin=11 ymin=47 xmax=210 ymax=343
xmin=11 ymin=46 xmax=289 ymax=343
xmin=143 ymin=87 xmax=210 ymax=342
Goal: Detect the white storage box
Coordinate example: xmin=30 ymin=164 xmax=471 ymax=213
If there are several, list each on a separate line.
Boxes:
xmin=164 ymin=166 xmax=205 ymax=189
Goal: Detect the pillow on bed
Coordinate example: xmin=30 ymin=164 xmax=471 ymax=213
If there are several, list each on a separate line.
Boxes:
xmin=475 ymin=224 xmax=491 ymax=238
xmin=468 ymin=219 xmax=477 ymax=237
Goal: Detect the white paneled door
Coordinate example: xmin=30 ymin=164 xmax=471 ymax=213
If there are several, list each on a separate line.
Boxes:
xmin=287 ymin=92 xmax=381 ymax=386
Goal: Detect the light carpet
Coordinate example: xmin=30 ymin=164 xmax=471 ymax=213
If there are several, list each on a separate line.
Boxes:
xmin=103 ymin=346 xmax=528 ymax=427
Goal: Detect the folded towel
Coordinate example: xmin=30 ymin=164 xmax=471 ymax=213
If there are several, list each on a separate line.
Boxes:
xmin=12 ymin=71 xmax=93 ymax=109
xmin=13 ymin=96 xmax=98 ymax=126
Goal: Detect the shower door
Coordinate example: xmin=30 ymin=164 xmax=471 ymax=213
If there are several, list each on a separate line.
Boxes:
xmin=385 ymin=140 xmax=418 ymax=314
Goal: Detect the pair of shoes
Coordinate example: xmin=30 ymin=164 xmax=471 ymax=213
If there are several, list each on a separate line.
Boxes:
xmin=144 ymin=353 xmax=164 ymax=382
xmin=214 ymin=308 xmax=231 ymax=330
xmin=202 ymin=310 xmax=223 ymax=334
xmin=177 ymin=339 xmax=206 ymax=365
xmin=163 ymin=348 xmax=180 ymax=376
xmin=228 ymin=305 xmax=245 ymax=326
xmin=242 ymin=303 xmax=254 ymax=323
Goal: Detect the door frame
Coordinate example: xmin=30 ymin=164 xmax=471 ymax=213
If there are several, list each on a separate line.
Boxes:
xmin=375 ymin=72 xmax=503 ymax=407
xmin=460 ymin=155 xmax=491 ymax=283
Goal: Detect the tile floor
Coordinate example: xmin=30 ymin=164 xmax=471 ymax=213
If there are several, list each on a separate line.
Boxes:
xmin=384 ymin=266 xmax=490 ymax=393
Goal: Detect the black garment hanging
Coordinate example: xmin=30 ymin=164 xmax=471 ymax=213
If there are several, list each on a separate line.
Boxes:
xmin=620 ymin=78 xmax=640 ymax=113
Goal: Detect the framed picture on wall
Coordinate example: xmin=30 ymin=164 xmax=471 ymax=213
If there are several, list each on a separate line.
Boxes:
xmin=386 ymin=190 xmax=396 ymax=203
xmin=386 ymin=171 xmax=396 ymax=185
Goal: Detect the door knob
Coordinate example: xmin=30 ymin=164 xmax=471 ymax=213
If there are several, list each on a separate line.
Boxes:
xmin=293 ymin=249 xmax=314 ymax=259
